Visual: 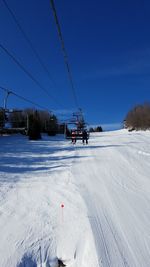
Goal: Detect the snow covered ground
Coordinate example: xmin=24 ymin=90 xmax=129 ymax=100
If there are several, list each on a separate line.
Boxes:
xmin=0 ymin=130 xmax=150 ymax=267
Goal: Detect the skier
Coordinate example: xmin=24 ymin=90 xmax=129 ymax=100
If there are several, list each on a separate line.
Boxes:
xmin=82 ymin=129 xmax=88 ymax=144
xmin=71 ymin=130 xmax=76 ymax=144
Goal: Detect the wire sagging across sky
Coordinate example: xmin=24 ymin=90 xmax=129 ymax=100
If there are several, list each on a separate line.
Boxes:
xmin=2 ymin=0 xmax=56 ymax=88
xmin=50 ymin=0 xmax=79 ymax=109
xmin=0 ymin=86 xmax=51 ymax=112
xmin=0 ymin=43 xmax=64 ymax=108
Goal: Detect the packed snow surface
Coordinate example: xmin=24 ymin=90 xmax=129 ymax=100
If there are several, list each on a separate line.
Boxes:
xmin=0 ymin=130 xmax=150 ymax=267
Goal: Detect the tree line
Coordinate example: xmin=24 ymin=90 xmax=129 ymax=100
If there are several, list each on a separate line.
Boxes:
xmin=89 ymin=126 xmax=103 ymax=132
xmin=124 ymin=103 xmax=150 ymax=130
xmin=0 ymin=108 xmax=65 ymax=140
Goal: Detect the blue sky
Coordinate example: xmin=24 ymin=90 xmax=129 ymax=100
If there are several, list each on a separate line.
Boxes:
xmin=0 ymin=0 xmax=150 ymax=130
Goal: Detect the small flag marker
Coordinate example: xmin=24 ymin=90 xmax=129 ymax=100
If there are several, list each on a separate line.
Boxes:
xmin=61 ymin=203 xmax=64 ymax=222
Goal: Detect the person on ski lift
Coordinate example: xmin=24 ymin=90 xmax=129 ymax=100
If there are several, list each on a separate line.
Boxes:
xmin=82 ymin=129 xmax=88 ymax=144
xmin=71 ymin=130 xmax=76 ymax=144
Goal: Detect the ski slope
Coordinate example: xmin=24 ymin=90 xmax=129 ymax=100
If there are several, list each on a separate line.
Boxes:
xmin=0 ymin=130 xmax=150 ymax=267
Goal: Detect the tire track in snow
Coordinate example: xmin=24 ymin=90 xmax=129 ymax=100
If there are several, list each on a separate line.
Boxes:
xmin=103 ymin=212 xmax=130 ymax=267
xmin=80 ymin=186 xmax=111 ymax=267
xmin=72 ymin=146 xmax=111 ymax=266
xmin=89 ymin=214 xmax=111 ymax=267
xmin=88 ymin=197 xmax=131 ymax=267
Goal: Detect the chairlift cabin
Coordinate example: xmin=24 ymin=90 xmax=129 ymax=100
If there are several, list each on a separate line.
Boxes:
xmin=65 ymin=124 xmax=83 ymax=140
xmin=65 ymin=111 xmax=89 ymax=140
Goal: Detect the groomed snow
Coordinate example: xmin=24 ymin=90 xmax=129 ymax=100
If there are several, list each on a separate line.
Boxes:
xmin=0 ymin=130 xmax=150 ymax=266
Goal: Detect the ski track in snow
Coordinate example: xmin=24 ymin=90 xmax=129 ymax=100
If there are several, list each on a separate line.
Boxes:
xmin=0 ymin=130 xmax=150 ymax=266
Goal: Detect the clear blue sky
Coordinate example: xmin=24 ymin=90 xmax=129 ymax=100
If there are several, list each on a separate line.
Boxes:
xmin=0 ymin=0 xmax=150 ymax=130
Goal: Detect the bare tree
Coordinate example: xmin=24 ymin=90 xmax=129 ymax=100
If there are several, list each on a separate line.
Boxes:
xmin=125 ymin=103 xmax=150 ymax=130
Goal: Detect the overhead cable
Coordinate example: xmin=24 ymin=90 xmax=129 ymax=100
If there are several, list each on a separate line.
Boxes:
xmin=2 ymin=0 xmax=56 ymax=87
xmin=0 ymin=86 xmax=51 ymax=112
xmin=0 ymin=43 xmax=64 ymax=108
xmin=50 ymin=0 xmax=79 ymax=108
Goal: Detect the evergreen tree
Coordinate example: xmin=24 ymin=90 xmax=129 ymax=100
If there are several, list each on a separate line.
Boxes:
xmin=9 ymin=110 xmax=26 ymax=128
xmin=89 ymin=127 xmax=94 ymax=132
xmin=28 ymin=111 xmax=41 ymax=140
xmin=96 ymin=126 xmax=103 ymax=132
xmin=47 ymin=114 xmax=58 ymax=136
xmin=0 ymin=109 xmax=4 ymax=128
xmin=38 ymin=110 xmax=50 ymax=132
xmin=58 ymin=123 xmax=66 ymax=134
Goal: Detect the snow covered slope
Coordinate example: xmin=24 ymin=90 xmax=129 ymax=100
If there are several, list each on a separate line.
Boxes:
xmin=0 ymin=130 xmax=150 ymax=267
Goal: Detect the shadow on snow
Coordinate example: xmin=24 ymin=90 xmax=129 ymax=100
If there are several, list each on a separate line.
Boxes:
xmin=0 ymin=134 xmax=124 ymax=182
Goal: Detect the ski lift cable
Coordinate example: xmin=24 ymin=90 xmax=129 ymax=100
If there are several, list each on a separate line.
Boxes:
xmin=0 ymin=86 xmax=52 ymax=112
xmin=2 ymin=0 xmax=56 ymax=88
xmin=50 ymin=0 xmax=79 ymax=109
xmin=0 ymin=43 xmax=65 ymax=108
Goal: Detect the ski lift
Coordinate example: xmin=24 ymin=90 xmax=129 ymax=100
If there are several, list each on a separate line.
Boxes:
xmin=65 ymin=110 xmax=89 ymax=140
